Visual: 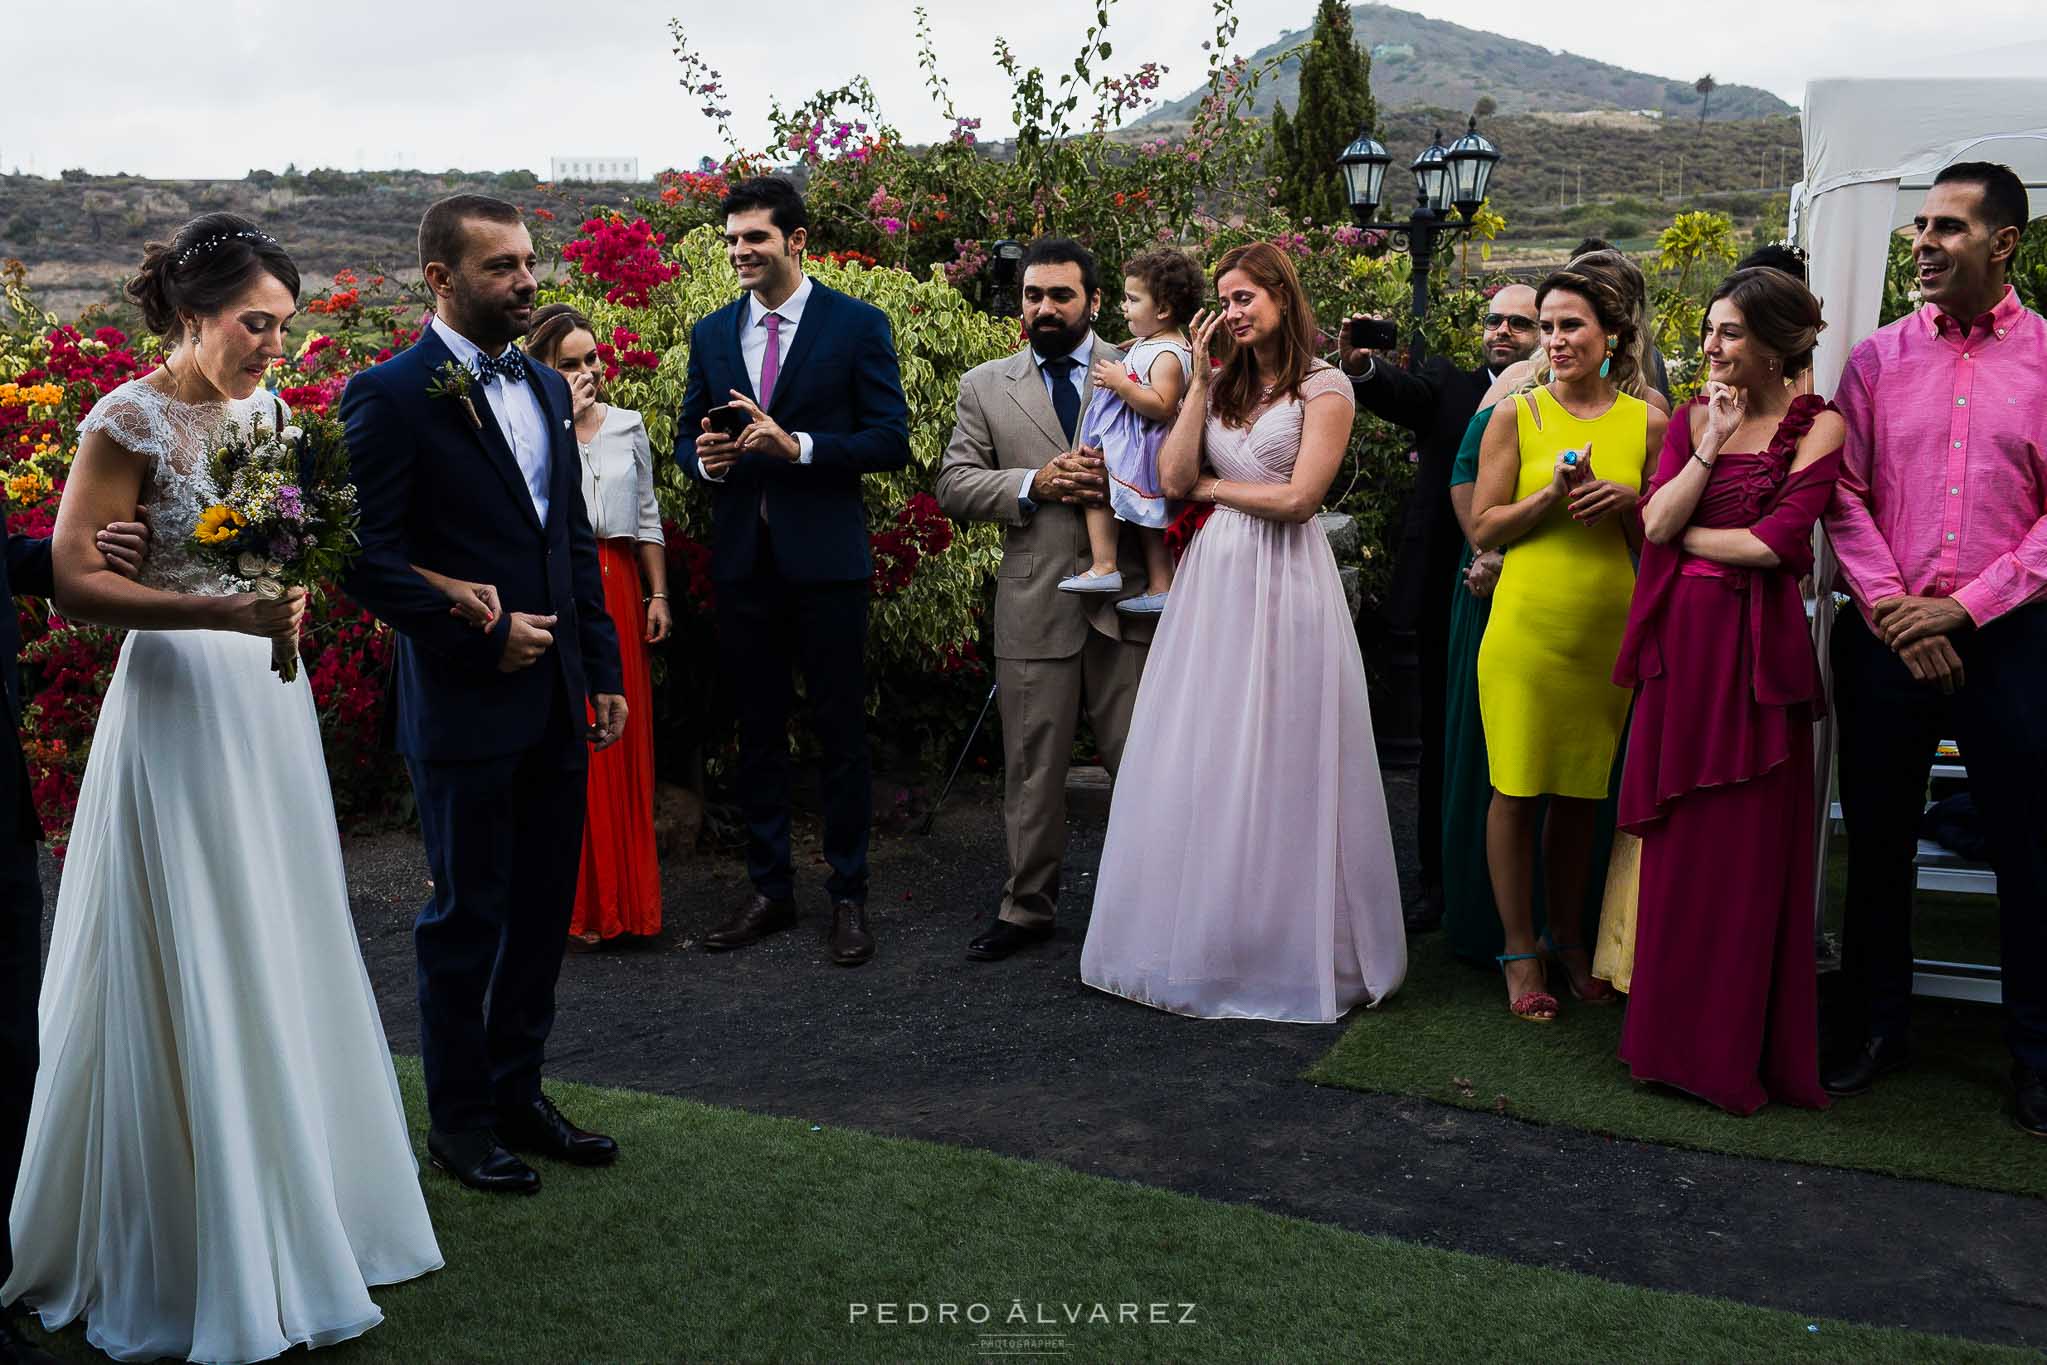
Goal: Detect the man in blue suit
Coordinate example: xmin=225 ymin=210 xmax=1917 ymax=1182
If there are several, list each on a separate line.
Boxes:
xmin=678 ymin=177 xmax=911 ymax=967
xmin=343 ymin=195 xmax=624 ymax=1196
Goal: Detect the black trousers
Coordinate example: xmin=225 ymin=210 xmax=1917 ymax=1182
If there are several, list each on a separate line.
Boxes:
xmin=0 ymin=836 xmax=40 ymax=1288
xmin=1832 ymin=605 xmax=2047 ymax=1071
xmin=405 ymin=676 xmax=587 ymax=1135
xmin=716 ymin=529 xmax=871 ymax=905
xmin=1415 ymin=554 xmax=1455 ymax=896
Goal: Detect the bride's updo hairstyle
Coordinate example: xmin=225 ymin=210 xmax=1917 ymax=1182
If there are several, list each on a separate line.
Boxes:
xmin=126 ymin=213 xmax=300 ymax=342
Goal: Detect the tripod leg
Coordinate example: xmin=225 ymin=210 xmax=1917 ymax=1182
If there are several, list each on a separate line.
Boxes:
xmin=918 ymin=682 xmax=999 ymax=836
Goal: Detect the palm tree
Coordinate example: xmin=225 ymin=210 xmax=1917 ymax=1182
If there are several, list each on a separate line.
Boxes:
xmin=1695 ymin=74 xmax=1717 ymax=127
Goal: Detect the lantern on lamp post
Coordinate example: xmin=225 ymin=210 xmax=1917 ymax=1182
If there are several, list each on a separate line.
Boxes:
xmin=1338 ymin=117 xmax=1504 ymax=365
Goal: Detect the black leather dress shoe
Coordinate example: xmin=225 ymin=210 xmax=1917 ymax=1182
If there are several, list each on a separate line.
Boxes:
xmin=427 ymin=1127 xmax=540 ymax=1195
xmin=1821 ymin=1034 xmax=1912 ymax=1097
xmin=966 ymin=918 xmax=1054 ymax=961
xmin=2015 ymin=1064 xmax=2047 ymax=1137
xmin=498 ymin=1094 xmax=619 ymax=1167
xmin=830 ymin=899 xmax=874 ymax=966
xmin=704 ymin=892 xmax=797 ymax=951
xmin=1404 ymin=887 xmax=1444 ymax=934
xmin=1 ymin=1309 xmax=59 ymax=1365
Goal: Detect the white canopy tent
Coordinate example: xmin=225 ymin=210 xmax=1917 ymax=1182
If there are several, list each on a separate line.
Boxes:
xmin=1792 ymin=77 xmax=2047 ymax=1000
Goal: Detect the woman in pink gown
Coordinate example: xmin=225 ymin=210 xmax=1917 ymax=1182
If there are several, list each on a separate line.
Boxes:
xmin=1614 ymin=267 xmax=1844 ymax=1113
xmin=1080 ymin=241 xmax=1405 ymax=1021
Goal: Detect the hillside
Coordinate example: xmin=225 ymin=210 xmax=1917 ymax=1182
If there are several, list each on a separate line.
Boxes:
xmin=1371 ymin=108 xmax=1801 ymax=239
xmin=1137 ymin=3 xmax=1790 ymax=125
xmin=0 ymin=171 xmax=642 ymax=321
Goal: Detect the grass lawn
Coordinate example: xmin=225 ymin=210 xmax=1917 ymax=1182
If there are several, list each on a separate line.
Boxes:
xmin=21 ymin=1062 xmax=2028 ymax=1363
xmin=1307 ymin=925 xmax=2038 ymax=1198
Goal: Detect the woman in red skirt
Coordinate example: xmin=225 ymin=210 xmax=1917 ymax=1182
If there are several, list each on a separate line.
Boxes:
xmin=1613 ymin=267 xmax=1843 ymax=1114
xmin=528 ymin=304 xmax=668 ymax=944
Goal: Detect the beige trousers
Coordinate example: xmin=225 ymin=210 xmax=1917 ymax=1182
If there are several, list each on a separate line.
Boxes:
xmin=994 ymin=630 xmax=1148 ymax=926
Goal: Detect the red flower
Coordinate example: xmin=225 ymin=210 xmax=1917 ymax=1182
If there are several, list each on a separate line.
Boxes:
xmin=561 ymin=215 xmax=679 ymax=307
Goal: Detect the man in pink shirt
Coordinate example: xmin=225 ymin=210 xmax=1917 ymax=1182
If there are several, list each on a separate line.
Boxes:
xmin=1822 ymin=161 xmax=2046 ymax=1136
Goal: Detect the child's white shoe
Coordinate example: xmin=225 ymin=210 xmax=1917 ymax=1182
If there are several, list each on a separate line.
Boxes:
xmin=1115 ymin=592 xmax=1169 ymax=615
xmin=1058 ymin=569 xmax=1124 ymax=594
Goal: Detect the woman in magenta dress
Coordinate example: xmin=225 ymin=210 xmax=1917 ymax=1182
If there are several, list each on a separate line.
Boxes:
xmin=1614 ymin=267 xmax=1845 ymax=1114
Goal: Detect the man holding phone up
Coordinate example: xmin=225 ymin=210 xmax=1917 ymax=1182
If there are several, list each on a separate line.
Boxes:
xmin=678 ymin=176 xmax=911 ymax=968
xmin=1339 ymin=289 xmax=1541 ymax=933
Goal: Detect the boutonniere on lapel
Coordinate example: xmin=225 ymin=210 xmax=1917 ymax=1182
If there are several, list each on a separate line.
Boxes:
xmin=426 ymin=359 xmax=482 ymax=430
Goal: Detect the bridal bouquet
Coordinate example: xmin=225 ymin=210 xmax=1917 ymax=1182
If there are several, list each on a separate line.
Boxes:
xmin=191 ymin=408 xmax=361 ymax=682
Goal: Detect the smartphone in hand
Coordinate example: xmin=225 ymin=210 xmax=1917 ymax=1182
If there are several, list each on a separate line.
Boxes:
xmin=1348 ymin=317 xmax=1400 ymax=351
xmin=705 ymin=403 xmax=751 ymax=439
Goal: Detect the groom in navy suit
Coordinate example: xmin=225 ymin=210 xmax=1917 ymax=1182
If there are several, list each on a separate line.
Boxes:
xmin=679 ymin=177 xmax=910 ymax=966
xmin=344 ymin=195 xmax=624 ymax=1196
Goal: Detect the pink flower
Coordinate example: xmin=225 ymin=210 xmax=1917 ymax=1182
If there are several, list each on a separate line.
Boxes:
xmin=879 ymin=217 xmax=903 ymax=235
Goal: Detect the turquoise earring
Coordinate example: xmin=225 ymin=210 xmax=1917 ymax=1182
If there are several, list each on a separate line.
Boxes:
xmin=1598 ymin=337 xmax=1615 ymax=379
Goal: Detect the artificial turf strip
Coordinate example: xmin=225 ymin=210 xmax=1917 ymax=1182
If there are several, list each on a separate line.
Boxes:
xmin=24 ymin=1063 xmax=2026 ymax=1363
xmin=1306 ymin=938 xmax=2042 ymax=1200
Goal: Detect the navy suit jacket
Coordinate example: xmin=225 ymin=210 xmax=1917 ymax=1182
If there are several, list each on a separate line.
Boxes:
xmin=2 ymin=527 xmax=53 ymax=842
xmin=677 ymin=279 xmax=911 ymax=583
xmin=342 ymin=328 xmax=622 ymax=763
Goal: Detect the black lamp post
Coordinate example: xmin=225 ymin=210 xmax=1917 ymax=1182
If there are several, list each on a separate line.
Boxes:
xmin=1338 ymin=116 xmax=1502 ymax=364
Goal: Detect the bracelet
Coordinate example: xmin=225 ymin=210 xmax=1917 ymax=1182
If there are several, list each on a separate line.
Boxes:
xmin=645 ymin=592 xmax=667 ymax=602
xmin=1691 ymin=452 xmax=1714 ymax=472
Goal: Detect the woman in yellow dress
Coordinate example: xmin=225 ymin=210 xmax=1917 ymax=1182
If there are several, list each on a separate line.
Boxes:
xmin=1471 ymin=259 xmax=1669 ymax=1021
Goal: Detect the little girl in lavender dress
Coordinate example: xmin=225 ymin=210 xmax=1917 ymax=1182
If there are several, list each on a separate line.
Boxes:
xmin=1057 ymin=248 xmax=1204 ymax=615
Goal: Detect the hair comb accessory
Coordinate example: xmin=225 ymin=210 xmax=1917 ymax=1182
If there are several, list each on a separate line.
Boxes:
xmin=174 ymin=229 xmax=278 ymax=267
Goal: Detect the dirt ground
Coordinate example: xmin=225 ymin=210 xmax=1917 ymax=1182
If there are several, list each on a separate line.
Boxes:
xmin=34 ymin=769 xmax=2047 ymax=1351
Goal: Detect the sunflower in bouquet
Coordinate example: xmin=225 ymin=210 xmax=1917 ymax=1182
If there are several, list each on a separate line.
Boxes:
xmin=190 ymin=408 xmax=361 ymax=682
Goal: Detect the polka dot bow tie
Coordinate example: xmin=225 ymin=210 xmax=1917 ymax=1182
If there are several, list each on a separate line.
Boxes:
xmin=471 ymin=349 xmax=529 ymax=385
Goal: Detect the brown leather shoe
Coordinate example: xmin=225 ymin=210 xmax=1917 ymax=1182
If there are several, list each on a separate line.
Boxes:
xmin=703 ymin=892 xmax=796 ymax=951
xmin=830 ymin=899 xmax=874 ymax=966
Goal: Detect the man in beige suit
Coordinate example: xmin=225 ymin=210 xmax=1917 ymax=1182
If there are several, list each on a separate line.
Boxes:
xmin=936 ymin=238 xmax=1153 ymax=961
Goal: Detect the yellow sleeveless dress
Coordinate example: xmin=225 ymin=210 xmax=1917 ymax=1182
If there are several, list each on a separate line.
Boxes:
xmin=1476 ymin=386 xmax=1648 ymax=799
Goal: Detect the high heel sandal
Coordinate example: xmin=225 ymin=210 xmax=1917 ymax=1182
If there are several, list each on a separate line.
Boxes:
xmin=1495 ymin=952 xmax=1558 ymax=1023
xmin=1540 ymin=931 xmax=1616 ymax=1005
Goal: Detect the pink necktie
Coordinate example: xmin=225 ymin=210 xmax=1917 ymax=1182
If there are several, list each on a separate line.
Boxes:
xmin=759 ymin=312 xmax=782 ymax=410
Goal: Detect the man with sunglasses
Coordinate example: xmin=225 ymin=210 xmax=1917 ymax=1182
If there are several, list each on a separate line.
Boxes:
xmin=1340 ymin=287 xmax=1541 ymax=934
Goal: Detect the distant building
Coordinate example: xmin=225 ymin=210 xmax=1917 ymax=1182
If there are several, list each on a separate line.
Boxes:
xmin=1370 ymin=42 xmax=1415 ymax=62
xmin=550 ymin=156 xmax=641 ymax=183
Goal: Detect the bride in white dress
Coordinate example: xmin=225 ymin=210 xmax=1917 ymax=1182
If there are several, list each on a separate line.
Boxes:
xmin=1 ymin=215 xmax=440 ymax=1362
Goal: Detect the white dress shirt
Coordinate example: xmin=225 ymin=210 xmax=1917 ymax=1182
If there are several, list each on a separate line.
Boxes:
xmin=1018 ymin=331 xmax=1098 ymax=512
xmin=702 ymin=275 xmax=816 ymax=482
xmin=432 ymin=314 xmax=553 ymax=523
xmin=577 ymin=405 xmax=664 ymax=544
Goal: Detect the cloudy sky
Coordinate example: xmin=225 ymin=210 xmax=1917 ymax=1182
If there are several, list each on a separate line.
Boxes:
xmin=7 ymin=0 xmax=2041 ymax=179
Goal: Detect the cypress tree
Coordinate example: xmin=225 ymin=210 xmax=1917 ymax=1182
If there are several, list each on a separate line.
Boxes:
xmin=1268 ymin=0 xmax=1377 ymax=226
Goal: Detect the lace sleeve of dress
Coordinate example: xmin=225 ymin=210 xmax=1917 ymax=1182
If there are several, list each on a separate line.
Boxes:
xmin=1299 ymin=363 xmax=1356 ymax=413
xmin=75 ymin=382 xmax=169 ymax=465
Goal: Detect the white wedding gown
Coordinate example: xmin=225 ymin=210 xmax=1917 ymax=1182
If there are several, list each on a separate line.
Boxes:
xmin=2 ymin=380 xmax=441 ymax=1363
